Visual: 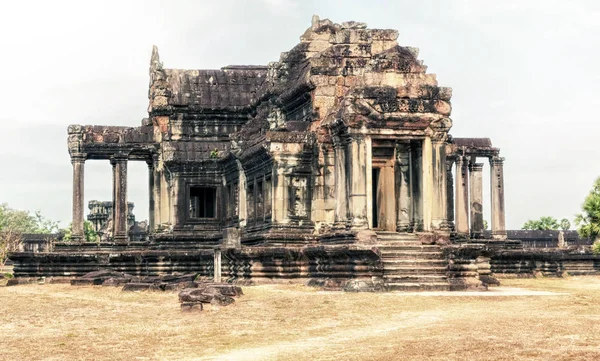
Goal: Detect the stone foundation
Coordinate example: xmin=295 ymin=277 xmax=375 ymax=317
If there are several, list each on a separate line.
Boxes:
xmin=491 ymin=249 xmax=600 ymax=277
xmin=10 ymin=244 xmax=383 ymax=290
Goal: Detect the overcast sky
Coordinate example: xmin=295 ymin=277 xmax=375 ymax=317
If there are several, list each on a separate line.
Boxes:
xmin=0 ymin=0 xmax=598 ymax=229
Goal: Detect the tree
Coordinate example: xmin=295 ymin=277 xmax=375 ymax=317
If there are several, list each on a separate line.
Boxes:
xmin=0 ymin=203 xmax=60 ymax=234
xmin=0 ymin=203 xmax=60 ymax=270
xmin=61 ymin=221 xmax=99 ymax=243
xmin=483 ymin=220 xmax=489 ymax=230
xmin=575 ymin=177 xmax=600 ymax=254
xmin=0 ymin=229 xmax=22 ymax=271
xmin=522 ymin=216 xmax=560 ymax=230
xmin=559 ymin=218 xmax=571 ymax=231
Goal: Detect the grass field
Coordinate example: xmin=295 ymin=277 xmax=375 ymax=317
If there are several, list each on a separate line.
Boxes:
xmin=1 ymin=276 xmax=600 ymax=360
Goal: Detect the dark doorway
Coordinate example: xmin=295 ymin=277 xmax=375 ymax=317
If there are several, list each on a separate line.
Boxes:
xmin=372 ymin=168 xmax=380 ymax=229
xmin=189 ymin=187 xmax=216 ymax=218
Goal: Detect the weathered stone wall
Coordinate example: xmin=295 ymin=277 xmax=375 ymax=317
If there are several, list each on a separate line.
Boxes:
xmin=221 ymin=245 xmax=382 ymax=284
xmin=10 ymin=250 xmax=215 ymax=278
xmin=10 ymin=246 xmax=382 ymax=286
xmin=491 ymin=249 xmax=600 ymax=277
xmin=501 ymin=230 xmax=592 ymax=248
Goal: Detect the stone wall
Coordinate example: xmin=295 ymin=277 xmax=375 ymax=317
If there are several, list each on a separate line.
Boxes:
xmin=491 ymin=249 xmax=600 ymax=277
xmin=10 ymin=250 xmax=214 ymax=278
xmin=501 ymin=230 xmax=592 ymax=248
xmin=10 ymin=245 xmax=382 ymax=287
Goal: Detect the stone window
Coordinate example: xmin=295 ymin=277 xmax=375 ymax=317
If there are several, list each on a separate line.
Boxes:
xmin=264 ymin=178 xmax=272 ymax=218
xmin=247 ymin=183 xmax=255 ymax=221
xmin=256 ymin=180 xmax=264 ymax=221
xmin=189 ymin=187 xmax=216 ymax=219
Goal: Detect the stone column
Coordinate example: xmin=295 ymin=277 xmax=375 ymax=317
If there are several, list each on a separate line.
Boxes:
xmin=271 ymin=164 xmax=287 ymax=225
xmin=147 ymin=158 xmax=155 ymax=231
xmin=348 ymin=136 xmax=368 ymax=229
xmin=396 ymin=143 xmax=411 ymax=231
xmin=431 ymin=138 xmax=450 ymax=231
xmin=454 ymin=156 xmax=470 ymax=236
xmin=410 ymin=141 xmax=423 ymax=231
xmin=237 ymin=160 xmax=248 ymax=227
xmin=490 ymin=156 xmax=507 ymax=239
xmin=71 ymin=154 xmax=86 ymax=242
xmin=213 ymin=248 xmax=222 ymax=283
xmin=421 ymin=137 xmax=433 ymax=231
xmin=153 ymin=163 xmax=161 ymax=230
xmin=333 ymin=141 xmax=348 ymax=226
xmin=469 ymin=161 xmax=484 ymax=238
xmin=446 ymin=158 xmax=455 ymax=230
xmin=111 ymin=156 xmax=129 ymax=243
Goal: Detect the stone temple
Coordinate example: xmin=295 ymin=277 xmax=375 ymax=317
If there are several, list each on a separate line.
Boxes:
xmin=67 ymin=15 xmax=505 ymax=245
xmin=14 ymin=16 xmax=597 ymax=290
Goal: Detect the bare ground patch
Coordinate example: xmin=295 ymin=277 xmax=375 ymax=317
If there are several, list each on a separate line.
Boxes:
xmin=1 ymin=278 xmax=600 ymax=360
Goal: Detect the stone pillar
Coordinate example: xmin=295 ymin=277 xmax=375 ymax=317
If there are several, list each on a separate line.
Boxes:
xmin=159 ymin=169 xmax=171 ymax=227
xmin=469 ymin=161 xmax=484 ymax=238
xmin=147 ymin=158 xmax=155 ymax=231
xmin=111 ymin=156 xmax=129 ymax=243
xmin=333 ymin=141 xmax=348 ymax=226
xmin=421 ymin=137 xmax=433 ymax=231
xmin=410 ymin=141 xmax=423 ymax=231
xmin=454 ymin=156 xmax=470 ymax=236
xmin=236 ymin=160 xmax=247 ymax=227
xmin=271 ymin=164 xmax=287 ymax=225
xmin=153 ymin=163 xmax=161 ymax=230
xmin=348 ymin=136 xmax=368 ymax=229
xmin=431 ymin=138 xmax=450 ymax=231
xmin=365 ymin=136 xmax=373 ymax=229
xmin=213 ymin=248 xmax=222 ymax=283
xmin=396 ymin=143 xmax=411 ymax=231
xmin=490 ymin=156 xmax=507 ymax=239
xmin=71 ymin=154 xmax=86 ymax=242
xmin=446 ymin=158 xmax=455 ymax=230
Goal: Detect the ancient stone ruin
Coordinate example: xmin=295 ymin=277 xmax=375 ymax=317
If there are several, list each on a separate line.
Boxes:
xmin=9 ymin=16 xmax=600 ymax=290
xmin=87 ymin=200 xmax=148 ymax=242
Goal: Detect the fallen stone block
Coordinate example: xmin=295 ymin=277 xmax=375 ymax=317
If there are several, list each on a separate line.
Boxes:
xmin=71 ymin=278 xmax=103 ymax=286
xmin=178 ymin=288 xmax=236 ymax=306
xmin=122 ymin=283 xmax=156 ymax=292
xmin=194 ymin=283 xmax=243 ymax=297
xmin=162 ymin=281 xmax=197 ymax=292
xmin=75 ymin=269 xmax=136 ymax=286
xmin=7 ymin=278 xmax=38 ymax=286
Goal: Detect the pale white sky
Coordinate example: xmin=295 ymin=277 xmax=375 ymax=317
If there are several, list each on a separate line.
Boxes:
xmin=0 ymin=0 xmax=598 ymax=229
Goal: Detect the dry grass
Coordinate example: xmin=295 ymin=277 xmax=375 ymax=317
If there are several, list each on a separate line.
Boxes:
xmin=1 ymin=277 xmax=600 ymax=361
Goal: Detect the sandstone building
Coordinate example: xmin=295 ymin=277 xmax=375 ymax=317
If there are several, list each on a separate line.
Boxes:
xmin=13 ymin=16 xmax=527 ymax=290
xmin=67 ymin=15 xmax=505 ymax=246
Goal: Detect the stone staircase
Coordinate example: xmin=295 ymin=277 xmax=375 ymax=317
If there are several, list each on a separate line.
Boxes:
xmin=377 ymin=232 xmax=450 ymax=291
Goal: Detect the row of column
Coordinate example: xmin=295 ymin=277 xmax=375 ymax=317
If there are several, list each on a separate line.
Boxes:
xmin=71 ymin=154 xmax=142 ymax=243
xmin=332 ymin=135 xmax=450 ymax=233
xmin=454 ymin=156 xmax=506 ymax=238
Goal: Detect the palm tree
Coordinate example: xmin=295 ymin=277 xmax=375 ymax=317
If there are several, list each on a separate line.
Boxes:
xmin=575 ymin=177 xmax=600 ymax=253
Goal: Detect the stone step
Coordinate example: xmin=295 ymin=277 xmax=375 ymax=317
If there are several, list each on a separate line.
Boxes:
xmin=382 ymin=258 xmax=448 ymax=267
xmin=386 ymin=282 xmax=451 ymax=292
xmin=377 ymin=244 xmax=441 ymax=251
xmin=384 ymin=275 xmax=448 ymax=283
xmin=376 ymin=235 xmax=420 ymax=241
xmin=381 ymin=251 xmax=445 ymax=260
xmin=382 ymin=266 xmax=447 ymax=274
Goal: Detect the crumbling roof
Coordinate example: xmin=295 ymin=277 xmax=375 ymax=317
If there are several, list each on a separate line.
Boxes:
xmin=164 ymin=67 xmax=268 ymax=111
xmin=453 ymin=138 xmax=492 ymax=148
